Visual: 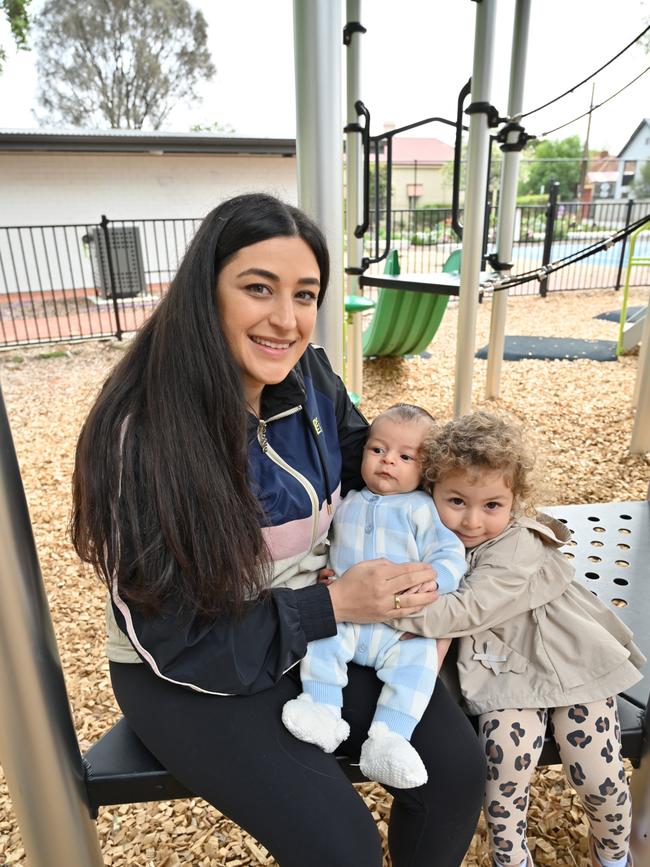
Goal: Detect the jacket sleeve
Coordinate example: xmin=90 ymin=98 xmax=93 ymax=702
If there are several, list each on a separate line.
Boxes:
xmin=412 ymin=500 xmax=467 ymax=594
xmin=111 ymin=581 xmax=337 ymax=695
xmin=392 ymin=529 xmax=574 ymax=638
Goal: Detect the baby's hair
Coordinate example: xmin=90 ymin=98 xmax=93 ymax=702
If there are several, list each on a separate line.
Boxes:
xmin=422 ymin=411 xmax=536 ymax=514
xmin=370 ymin=403 xmax=436 ymax=434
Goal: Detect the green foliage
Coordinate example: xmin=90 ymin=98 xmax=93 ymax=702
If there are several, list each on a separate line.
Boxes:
xmin=34 ymin=0 xmax=215 ymax=129
xmin=1 ymin=0 xmax=31 ymax=71
xmin=369 ymin=163 xmax=389 ymax=210
xmin=516 ymin=193 xmax=548 ymax=206
xmin=632 ymin=161 xmax=650 ymax=199
xmin=518 ymin=136 xmax=583 ymax=200
xmin=190 ymin=121 xmax=235 ymax=135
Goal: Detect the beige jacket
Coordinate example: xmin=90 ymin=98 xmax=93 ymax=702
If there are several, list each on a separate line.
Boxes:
xmin=395 ymin=513 xmax=645 ymax=715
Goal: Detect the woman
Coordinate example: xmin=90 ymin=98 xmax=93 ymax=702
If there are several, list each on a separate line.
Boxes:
xmin=72 ymin=193 xmax=484 ymax=867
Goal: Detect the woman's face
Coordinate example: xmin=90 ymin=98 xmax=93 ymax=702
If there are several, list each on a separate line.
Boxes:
xmin=217 ymin=236 xmax=320 ymax=413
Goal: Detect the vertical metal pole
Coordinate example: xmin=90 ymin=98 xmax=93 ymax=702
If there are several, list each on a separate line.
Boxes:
xmin=615 ymin=198 xmax=635 ymax=291
xmin=100 ymin=214 xmax=123 ymax=341
xmin=0 ymin=386 xmax=105 ymax=866
xmin=629 ymin=696 xmax=650 ymax=866
xmin=630 ymin=298 xmax=650 ymax=453
xmin=485 ymin=0 xmax=531 ymax=399
xmin=345 ymin=0 xmax=364 ymax=397
xmin=293 ymin=0 xmax=344 ymax=375
xmin=454 ymin=0 xmax=497 ymax=417
xmin=539 ymin=181 xmax=560 ymax=298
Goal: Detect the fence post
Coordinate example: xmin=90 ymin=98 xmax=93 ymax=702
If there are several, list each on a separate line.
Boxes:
xmin=539 ymin=181 xmax=559 ymax=297
xmin=100 ymin=214 xmax=123 ymax=341
xmin=615 ymin=198 xmax=635 ymax=292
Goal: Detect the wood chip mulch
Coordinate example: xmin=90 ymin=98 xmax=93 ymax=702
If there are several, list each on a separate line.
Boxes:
xmin=0 ymin=286 xmax=648 ymax=866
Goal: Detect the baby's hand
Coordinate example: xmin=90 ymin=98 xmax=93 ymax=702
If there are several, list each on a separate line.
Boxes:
xmin=408 ymin=577 xmax=439 ymax=594
xmin=317 ymin=567 xmax=335 ymax=586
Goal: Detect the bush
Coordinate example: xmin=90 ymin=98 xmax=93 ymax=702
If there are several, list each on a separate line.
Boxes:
xmin=517 ymin=194 xmax=548 ymax=206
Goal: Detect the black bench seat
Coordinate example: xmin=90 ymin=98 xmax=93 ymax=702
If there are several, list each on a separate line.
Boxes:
xmin=84 ymin=500 xmax=650 ymax=814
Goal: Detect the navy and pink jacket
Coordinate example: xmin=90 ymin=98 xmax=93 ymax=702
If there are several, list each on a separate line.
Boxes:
xmin=106 ymin=345 xmax=368 ymax=695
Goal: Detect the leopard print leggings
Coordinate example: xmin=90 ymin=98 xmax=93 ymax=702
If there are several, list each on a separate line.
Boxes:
xmin=478 ymin=699 xmax=630 ymax=866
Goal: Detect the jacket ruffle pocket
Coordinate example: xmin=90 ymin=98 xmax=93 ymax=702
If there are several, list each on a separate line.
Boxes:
xmin=471 ymin=633 xmax=528 ymax=676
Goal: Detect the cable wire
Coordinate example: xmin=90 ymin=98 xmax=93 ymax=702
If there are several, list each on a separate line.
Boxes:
xmin=539 ymin=65 xmax=650 ymax=138
xmin=519 ymin=23 xmax=650 ymax=120
xmin=483 ymin=213 xmax=650 ymax=292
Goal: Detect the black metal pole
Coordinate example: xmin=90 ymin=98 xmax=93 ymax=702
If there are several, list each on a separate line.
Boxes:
xmin=540 ymin=181 xmax=560 ymax=297
xmin=100 ymin=214 xmax=123 ymax=340
xmin=615 ymin=198 xmax=635 ymax=292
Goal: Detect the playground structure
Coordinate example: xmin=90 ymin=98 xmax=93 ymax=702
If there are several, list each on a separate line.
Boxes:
xmin=618 ymin=220 xmax=650 ymax=360
xmin=0 ymin=2 xmax=649 ymax=866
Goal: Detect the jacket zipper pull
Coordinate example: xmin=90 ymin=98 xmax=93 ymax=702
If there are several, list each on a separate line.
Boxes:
xmin=257 ymin=419 xmax=268 ymax=453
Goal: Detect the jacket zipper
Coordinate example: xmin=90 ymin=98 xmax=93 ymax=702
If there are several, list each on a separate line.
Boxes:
xmin=255 ymin=406 xmax=323 ymax=551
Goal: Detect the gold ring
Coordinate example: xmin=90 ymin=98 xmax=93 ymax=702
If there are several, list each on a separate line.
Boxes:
xmin=394 ymin=594 xmax=401 ymax=610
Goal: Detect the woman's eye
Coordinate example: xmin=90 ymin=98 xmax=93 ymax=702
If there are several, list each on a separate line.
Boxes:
xmin=296 ymin=289 xmax=318 ymax=303
xmin=246 ymin=283 xmax=271 ymax=296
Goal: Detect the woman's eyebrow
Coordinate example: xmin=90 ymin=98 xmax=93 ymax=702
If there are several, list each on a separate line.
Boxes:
xmin=236 ymin=267 xmax=320 ymax=286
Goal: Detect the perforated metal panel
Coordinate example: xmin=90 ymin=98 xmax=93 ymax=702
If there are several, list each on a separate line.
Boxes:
xmin=545 ymin=500 xmax=650 ymax=709
xmin=88 ymin=226 xmax=146 ymax=299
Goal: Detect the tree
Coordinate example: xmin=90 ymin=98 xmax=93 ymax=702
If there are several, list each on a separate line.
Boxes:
xmin=34 ymin=0 xmax=215 ymax=129
xmin=1 ymin=0 xmax=31 ymax=72
xmin=518 ymin=136 xmax=583 ymax=200
xmin=632 ymin=160 xmax=650 ymax=199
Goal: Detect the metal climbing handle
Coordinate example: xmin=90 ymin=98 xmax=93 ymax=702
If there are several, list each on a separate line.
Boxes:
xmin=452 ymin=78 xmax=472 ymax=242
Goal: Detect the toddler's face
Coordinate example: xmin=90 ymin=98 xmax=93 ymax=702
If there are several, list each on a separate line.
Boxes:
xmin=433 ymin=469 xmax=514 ymax=548
xmin=361 ymin=417 xmax=428 ymax=496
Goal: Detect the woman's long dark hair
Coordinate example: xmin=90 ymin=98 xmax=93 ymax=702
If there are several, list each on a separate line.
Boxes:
xmin=71 ymin=194 xmax=330 ymax=618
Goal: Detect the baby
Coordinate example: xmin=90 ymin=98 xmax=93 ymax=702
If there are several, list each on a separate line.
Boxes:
xmin=282 ymin=404 xmax=466 ymax=788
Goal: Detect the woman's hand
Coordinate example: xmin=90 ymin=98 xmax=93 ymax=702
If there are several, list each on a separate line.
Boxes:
xmin=327 ymin=558 xmax=438 ymax=623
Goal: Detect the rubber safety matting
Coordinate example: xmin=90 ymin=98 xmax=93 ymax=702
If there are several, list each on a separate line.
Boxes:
xmin=475 ymin=336 xmax=618 ymax=361
xmin=594 ymin=306 xmax=643 ymax=323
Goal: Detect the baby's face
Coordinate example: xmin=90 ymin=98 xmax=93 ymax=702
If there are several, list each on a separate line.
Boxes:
xmin=361 ymin=417 xmax=428 ymax=495
xmin=433 ymin=469 xmax=514 ymax=548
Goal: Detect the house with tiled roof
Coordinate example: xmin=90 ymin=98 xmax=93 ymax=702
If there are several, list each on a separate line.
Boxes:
xmin=379 ymin=133 xmax=455 ymax=208
xmin=615 ymin=119 xmax=650 ymax=198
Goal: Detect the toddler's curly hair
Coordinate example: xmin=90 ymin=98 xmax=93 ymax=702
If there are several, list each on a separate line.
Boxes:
xmin=422 ymin=411 xmax=536 ymax=514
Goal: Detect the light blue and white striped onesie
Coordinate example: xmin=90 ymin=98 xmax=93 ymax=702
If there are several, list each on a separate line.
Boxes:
xmin=300 ymin=488 xmax=466 ymax=739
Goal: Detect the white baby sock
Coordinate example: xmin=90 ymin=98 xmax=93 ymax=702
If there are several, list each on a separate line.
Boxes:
xmin=359 ymin=721 xmax=428 ymax=789
xmin=282 ymin=692 xmax=350 ymax=753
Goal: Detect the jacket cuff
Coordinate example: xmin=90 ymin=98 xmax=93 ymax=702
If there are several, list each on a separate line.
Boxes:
xmin=295 ymin=583 xmax=337 ymax=642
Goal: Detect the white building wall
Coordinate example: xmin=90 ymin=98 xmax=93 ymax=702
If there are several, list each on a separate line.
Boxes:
xmin=0 ymin=151 xmax=297 ymax=226
xmin=0 ymin=151 xmax=297 ymax=294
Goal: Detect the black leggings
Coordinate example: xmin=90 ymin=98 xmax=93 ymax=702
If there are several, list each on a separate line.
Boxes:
xmin=110 ymin=661 xmax=484 ymax=867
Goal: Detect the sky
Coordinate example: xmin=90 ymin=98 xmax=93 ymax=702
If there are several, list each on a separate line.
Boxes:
xmin=0 ymin=0 xmax=649 ymax=155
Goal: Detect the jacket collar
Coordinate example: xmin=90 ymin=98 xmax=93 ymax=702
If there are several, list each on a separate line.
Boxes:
xmin=246 ymin=361 xmax=307 ymax=434
xmin=468 ymin=511 xmax=571 ymax=561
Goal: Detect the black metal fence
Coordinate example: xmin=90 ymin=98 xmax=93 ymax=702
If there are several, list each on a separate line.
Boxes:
xmin=0 ymin=216 xmax=201 ymax=348
xmin=364 ymin=198 xmax=650 ymax=297
xmin=1 ymin=201 xmax=649 ymax=349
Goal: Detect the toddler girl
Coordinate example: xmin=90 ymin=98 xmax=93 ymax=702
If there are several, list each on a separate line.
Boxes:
xmin=393 ymin=411 xmax=643 ymax=867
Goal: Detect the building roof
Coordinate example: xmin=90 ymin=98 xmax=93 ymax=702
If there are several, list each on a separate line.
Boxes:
xmin=0 ymin=128 xmax=296 ymax=156
xmin=587 ymin=171 xmax=618 ymax=183
xmin=617 ymin=119 xmax=650 ymax=158
xmin=383 ymin=137 xmax=454 ymax=164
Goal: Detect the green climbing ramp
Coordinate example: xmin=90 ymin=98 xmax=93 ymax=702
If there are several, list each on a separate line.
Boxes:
xmin=361 ymin=249 xmax=460 ymax=357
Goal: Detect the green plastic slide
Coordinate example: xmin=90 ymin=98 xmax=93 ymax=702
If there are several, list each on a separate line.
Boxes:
xmin=361 ymin=249 xmax=460 ymax=357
